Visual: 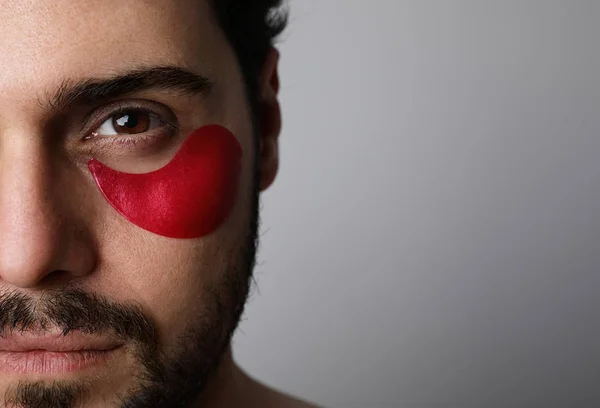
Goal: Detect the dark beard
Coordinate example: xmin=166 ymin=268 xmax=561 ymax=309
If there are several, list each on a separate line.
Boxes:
xmin=1 ymin=183 xmax=260 ymax=408
xmin=119 ymin=235 xmax=257 ymax=408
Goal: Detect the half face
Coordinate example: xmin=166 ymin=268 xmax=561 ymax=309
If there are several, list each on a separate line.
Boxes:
xmin=0 ymin=1 xmax=270 ymax=407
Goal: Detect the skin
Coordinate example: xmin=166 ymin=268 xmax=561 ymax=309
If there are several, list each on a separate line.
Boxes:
xmin=0 ymin=0 xmax=316 ymax=407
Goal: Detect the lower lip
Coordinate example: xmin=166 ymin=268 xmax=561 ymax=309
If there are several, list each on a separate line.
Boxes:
xmin=0 ymin=349 xmax=119 ymax=374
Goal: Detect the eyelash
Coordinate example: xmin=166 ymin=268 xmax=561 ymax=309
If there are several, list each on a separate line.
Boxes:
xmin=85 ymin=104 xmax=180 ymax=148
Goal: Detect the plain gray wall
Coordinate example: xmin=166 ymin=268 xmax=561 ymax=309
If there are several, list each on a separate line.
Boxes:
xmin=233 ymin=1 xmax=600 ymax=407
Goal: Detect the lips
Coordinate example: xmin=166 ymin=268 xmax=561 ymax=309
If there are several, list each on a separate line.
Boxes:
xmin=0 ymin=332 xmax=121 ymax=352
xmin=0 ymin=332 xmax=122 ymax=374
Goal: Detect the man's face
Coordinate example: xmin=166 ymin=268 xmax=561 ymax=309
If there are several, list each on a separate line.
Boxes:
xmin=0 ymin=1 xmax=274 ymax=406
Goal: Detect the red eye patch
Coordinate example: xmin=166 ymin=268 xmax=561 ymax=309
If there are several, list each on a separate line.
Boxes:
xmin=88 ymin=125 xmax=242 ymax=239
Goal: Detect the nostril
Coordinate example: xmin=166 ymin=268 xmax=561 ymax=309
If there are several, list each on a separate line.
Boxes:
xmin=0 ymin=246 xmax=96 ymax=290
xmin=0 ymin=241 xmax=60 ymax=289
xmin=34 ymin=269 xmax=76 ymax=288
xmin=0 ymin=234 xmax=96 ymax=289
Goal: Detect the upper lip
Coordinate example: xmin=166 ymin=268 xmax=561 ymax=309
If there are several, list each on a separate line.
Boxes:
xmin=0 ymin=332 xmax=122 ymax=352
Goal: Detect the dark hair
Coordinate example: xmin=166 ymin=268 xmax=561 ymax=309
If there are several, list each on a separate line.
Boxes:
xmin=212 ymin=0 xmax=288 ymax=119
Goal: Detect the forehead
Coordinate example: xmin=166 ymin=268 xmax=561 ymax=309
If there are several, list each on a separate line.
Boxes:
xmin=0 ymin=0 xmax=223 ymax=105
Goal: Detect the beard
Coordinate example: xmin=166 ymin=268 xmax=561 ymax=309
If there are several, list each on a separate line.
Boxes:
xmin=0 ymin=182 xmax=260 ymax=408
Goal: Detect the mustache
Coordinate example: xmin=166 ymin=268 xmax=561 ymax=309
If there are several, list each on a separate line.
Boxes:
xmin=0 ymin=288 xmax=157 ymax=346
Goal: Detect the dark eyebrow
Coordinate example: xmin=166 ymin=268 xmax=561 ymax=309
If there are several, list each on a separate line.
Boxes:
xmin=44 ymin=66 xmax=213 ymax=112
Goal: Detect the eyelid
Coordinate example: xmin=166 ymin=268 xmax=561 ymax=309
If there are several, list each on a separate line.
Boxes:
xmin=82 ymin=99 xmax=180 ymax=140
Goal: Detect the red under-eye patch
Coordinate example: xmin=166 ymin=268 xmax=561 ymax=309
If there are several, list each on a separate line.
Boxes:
xmin=88 ymin=125 xmax=242 ymax=239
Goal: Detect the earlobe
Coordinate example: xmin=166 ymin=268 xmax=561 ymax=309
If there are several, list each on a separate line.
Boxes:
xmin=258 ymin=47 xmax=282 ymax=192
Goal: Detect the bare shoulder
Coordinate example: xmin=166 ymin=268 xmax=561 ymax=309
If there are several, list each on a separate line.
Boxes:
xmin=261 ymin=387 xmax=321 ymax=408
xmin=245 ymin=376 xmax=321 ymax=408
xmin=233 ymin=364 xmax=321 ymax=408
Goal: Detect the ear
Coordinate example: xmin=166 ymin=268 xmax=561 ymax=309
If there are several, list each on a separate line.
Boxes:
xmin=257 ymin=47 xmax=281 ymax=191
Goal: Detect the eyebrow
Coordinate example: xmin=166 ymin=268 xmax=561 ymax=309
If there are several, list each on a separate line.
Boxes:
xmin=44 ymin=66 xmax=214 ymax=112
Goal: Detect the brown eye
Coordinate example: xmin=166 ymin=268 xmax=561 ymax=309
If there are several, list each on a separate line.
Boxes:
xmin=112 ymin=111 xmax=150 ymax=134
xmin=94 ymin=109 xmax=163 ymax=136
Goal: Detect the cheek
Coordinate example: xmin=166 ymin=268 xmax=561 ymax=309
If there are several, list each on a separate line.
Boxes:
xmin=88 ymin=125 xmax=242 ymax=239
xmin=95 ymin=233 xmax=242 ymax=347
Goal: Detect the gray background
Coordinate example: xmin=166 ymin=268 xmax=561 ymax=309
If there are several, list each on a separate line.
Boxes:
xmin=233 ymin=1 xmax=600 ymax=407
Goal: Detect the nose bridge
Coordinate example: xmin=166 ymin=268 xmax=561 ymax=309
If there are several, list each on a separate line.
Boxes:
xmin=0 ymin=136 xmax=76 ymax=287
xmin=2 ymin=137 xmax=55 ymax=212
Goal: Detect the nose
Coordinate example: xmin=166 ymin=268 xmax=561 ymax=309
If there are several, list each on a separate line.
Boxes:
xmin=0 ymin=140 xmax=96 ymax=288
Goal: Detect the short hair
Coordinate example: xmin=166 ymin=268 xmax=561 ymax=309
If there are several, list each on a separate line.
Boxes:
xmin=212 ymin=0 xmax=288 ymax=121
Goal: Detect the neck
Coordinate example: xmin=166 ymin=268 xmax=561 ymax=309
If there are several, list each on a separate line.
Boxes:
xmin=193 ymin=348 xmax=312 ymax=408
xmin=191 ymin=346 xmax=254 ymax=407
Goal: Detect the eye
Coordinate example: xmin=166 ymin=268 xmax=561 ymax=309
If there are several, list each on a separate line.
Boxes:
xmin=95 ymin=109 xmax=165 ymax=136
